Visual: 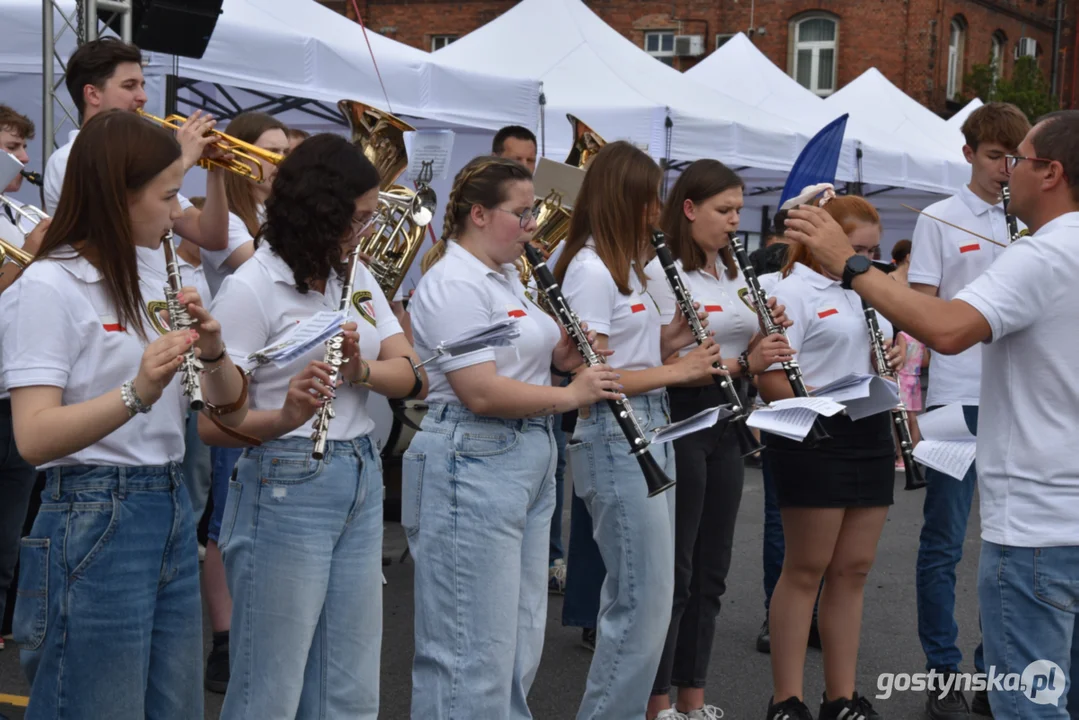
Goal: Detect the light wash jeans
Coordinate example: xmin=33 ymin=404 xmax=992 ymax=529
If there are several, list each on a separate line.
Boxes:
xmin=180 ymin=410 xmax=211 ymax=521
xmin=567 ymin=394 xmax=677 ymax=720
xmin=15 ymin=463 xmax=203 ymax=720
xmin=978 ymin=541 xmax=1079 ymax=719
xmin=403 ymin=402 xmax=557 ymax=720
xmin=219 ymin=435 xmax=384 ymax=720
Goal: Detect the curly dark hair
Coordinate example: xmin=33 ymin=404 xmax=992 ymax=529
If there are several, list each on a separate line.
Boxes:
xmin=259 ymin=133 xmax=381 ymax=293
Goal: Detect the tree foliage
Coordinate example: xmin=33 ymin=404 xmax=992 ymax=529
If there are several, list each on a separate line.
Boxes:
xmin=963 ymin=56 xmax=1057 ymax=121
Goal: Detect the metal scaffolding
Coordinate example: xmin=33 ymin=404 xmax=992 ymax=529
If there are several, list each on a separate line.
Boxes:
xmin=42 ymin=0 xmax=133 ymax=166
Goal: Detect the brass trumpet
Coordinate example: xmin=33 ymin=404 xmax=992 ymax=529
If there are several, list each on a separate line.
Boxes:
xmin=136 ymin=110 xmax=284 ymax=183
xmin=339 ymin=100 xmax=436 ymax=301
xmin=0 ymin=195 xmax=45 ymax=267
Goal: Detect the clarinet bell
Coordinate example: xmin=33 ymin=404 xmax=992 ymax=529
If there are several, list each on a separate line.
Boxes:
xmin=904 ymin=459 xmax=927 ymax=490
xmin=638 ymin=447 xmax=676 ymax=497
xmin=805 ymin=420 xmax=831 ymax=448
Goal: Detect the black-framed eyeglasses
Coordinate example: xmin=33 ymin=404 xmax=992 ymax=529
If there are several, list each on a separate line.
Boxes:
xmin=1005 ymin=155 xmax=1054 ymax=171
xmin=492 ymin=206 xmax=536 ymax=228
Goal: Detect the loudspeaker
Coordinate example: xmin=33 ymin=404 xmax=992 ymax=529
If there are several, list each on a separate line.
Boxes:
xmin=104 ymin=0 xmax=224 ymax=59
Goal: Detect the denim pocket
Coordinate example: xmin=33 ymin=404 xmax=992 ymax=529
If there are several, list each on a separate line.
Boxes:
xmin=218 ymin=480 xmax=243 ymax=552
xmin=453 ymin=424 xmax=519 ymax=457
xmin=260 ymin=451 xmax=324 ymax=485
xmin=401 ymin=451 xmax=425 ymax=538
xmin=1033 ymin=547 xmax=1079 ymax=611
xmin=566 ymin=440 xmax=597 ymax=501
xmin=64 ymin=494 xmax=120 ymax=579
xmin=12 ymin=537 xmax=48 ymax=650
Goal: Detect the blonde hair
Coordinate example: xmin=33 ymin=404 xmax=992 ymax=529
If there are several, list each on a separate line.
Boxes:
xmin=420 ymin=155 xmax=532 ymax=273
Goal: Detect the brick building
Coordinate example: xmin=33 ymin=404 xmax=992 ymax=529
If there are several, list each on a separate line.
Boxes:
xmin=321 ymin=0 xmax=1076 ymax=115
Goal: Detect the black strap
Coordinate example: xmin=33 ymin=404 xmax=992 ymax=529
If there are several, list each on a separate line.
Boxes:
xmin=403 ymin=356 xmax=424 ymax=399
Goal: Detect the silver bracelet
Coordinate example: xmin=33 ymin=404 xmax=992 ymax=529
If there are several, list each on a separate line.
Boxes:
xmin=121 ymin=380 xmax=152 ymax=417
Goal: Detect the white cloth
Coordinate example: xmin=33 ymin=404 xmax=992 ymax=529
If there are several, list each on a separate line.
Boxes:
xmin=908 ymin=185 xmax=1013 ymax=407
xmin=200 ymin=210 xmax=259 ymax=297
xmin=0 ymin=253 xmax=187 ymax=468
xmin=765 ymin=263 xmax=892 ymax=388
xmin=409 ymin=241 xmax=560 ymax=406
xmin=136 ymin=243 xmax=212 ymax=315
xmin=561 ymin=241 xmax=663 ymax=394
xmin=211 ymin=243 xmax=402 ymax=441
xmin=644 ymin=256 xmax=757 ymax=358
xmin=955 ymin=212 xmax=1079 ymax=547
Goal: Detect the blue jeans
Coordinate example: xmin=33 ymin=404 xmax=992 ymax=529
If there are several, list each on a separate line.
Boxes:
xmin=762 ymin=452 xmax=784 ymax=610
xmin=208 ymin=446 xmax=243 ymax=543
xmin=562 ymin=489 xmax=606 ymax=628
xmin=567 ymin=395 xmax=677 ymax=720
xmin=978 ymin=542 xmax=1079 ymax=718
xmin=180 ymin=411 xmax=211 ymax=522
xmin=15 ymin=464 xmax=202 ymax=720
xmin=404 ymin=402 xmax=557 ymax=719
xmin=219 ymin=435 xmax=384 ymax=720
xmin=550 ymin=417 xmax=567 ymax=564
xmin=917 ymin=405 xmax=984 ymax=673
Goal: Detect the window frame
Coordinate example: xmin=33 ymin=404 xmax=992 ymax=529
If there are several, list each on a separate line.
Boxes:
xmin=788 ymin=13 xmax=839 ymax=97
xmin=946 ymin=18 xmax=967 ymax=101
xmin=430 ymin=34 xmax=458 ymax=52
xmin=715 ymin=33 xmax=735 ymax=50
xmin=644 ymin=30 xmax=677 ymax=66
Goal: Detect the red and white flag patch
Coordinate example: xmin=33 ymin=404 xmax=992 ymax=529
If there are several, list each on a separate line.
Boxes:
xmin=817 ymin=307 xmax=839 ymax=319
xmin=959 ymin=243 xmax=980 ymax=253
xmin=630 ymin=303 xmax=647 ymax=314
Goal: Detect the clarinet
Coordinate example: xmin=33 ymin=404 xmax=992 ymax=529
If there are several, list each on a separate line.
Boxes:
xmin=162 ymin=231 xmax=204 ymax=411
xmin=524 ymin=243 xmax=675 ymax=497
xmin=861 ymin=298 xmax=926 ymax=491
xmin=726 ymin=233 xmax=829 ymax=445
xmin=1000 ymin=183 xmax=1023 ymax=244
xmin=311 ymin=247 xmax=362 ymax=460
xmin=649 ymin=230 xmax=762 ymax=456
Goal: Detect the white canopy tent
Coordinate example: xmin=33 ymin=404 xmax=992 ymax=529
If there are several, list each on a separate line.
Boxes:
xmin=948 ymin=98 xmax=984 ymax=128
xmin=433 ymin=0 xmax=816 ymax=174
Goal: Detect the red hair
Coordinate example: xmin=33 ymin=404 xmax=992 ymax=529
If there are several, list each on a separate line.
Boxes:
xmin=783 ymin=195 xmax=880 ymax=277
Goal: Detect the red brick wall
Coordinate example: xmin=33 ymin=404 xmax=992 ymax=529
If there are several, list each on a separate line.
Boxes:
xmin=324 ymin=0 xmax=1074 ymax=115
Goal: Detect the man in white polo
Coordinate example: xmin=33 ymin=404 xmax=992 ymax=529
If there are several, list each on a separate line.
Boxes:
xmin=784 ymin=109 xmax=1079 ymax=720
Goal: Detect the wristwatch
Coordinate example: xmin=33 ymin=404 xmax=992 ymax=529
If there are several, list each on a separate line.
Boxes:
xmin=841 ymin=254 xmax=872 ymax=290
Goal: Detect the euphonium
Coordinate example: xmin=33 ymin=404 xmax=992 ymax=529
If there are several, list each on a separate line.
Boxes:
xmin=339 ymin=100 xmax=436 ymax=301
xmin=518 ymin=114 xmax=607 ymax=293
xmin=135 ymin=110 xmax=284 ymax=183
xmin=0 ymin=195 xmax=45 ymax=267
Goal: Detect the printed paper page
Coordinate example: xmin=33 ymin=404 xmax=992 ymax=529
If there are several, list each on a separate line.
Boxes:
xmin=811 ymin=373 xmax=874 ymax=402
xmin=917 ymin=404 xmax=975 ymax=442
xmin=913 ymin=440 xmax=976 ymax=481
xmin=651 ymin=405 xmax=732 ymax=445
xmin=246 ymin=311 xmax=347 ymax=369
xmin=840 ymin=376 xmax=901 ymax=421
xmin=404 ymin=130 xmax=456 ymax=182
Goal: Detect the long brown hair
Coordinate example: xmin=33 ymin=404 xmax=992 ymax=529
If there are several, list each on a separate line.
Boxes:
xmin=783 ymin=195 xmax=880 ymax=277
xmin=553 ymin=141 xmax=662 ymax=294
xmin=660 ymin=159 xmax=742 ymax=280
xmin=419 ymin=155 xmax=532 ymax=273
xmin=223 ymin=112 xmax=287 ymax=237
xmin=35 ymin=110 xmax=181 ymax=340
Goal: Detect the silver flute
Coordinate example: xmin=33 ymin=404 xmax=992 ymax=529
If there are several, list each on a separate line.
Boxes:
xmin=162 ymin=231 xmax=204 ymax=411
xmin=861 ymin=298 xmax=926 ymax=491
xmin=311 ymin=247 xmax=362 ymax=460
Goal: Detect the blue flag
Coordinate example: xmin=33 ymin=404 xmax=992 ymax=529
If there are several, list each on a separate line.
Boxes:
xmin=778 ymin=114 xmax=849 ymax=208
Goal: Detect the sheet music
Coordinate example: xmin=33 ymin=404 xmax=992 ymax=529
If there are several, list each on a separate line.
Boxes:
xmin=404 ymin=130 xmax=455 ymax=181
xmin=746 ymin=397 xmax=845 ymax=441
xmin=246 ymin=311 xmax=348 ymax=369
xmin=913 ymin=440 xmax=976 ymax=481
xmin=651 ymin=405 xmax=733 ymax=445
xmin=811 ymin=373 xmax=900 ymax=421
xmin=917 ymin=403 xmax=975 ymax=441
xmin=418 ymin=319 xmax=522 ymax=367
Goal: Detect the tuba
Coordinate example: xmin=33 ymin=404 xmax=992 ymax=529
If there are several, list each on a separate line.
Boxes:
xmin=339 ymin=100 xmax=437 ymax=301
xmin=518 ymin=114 xmax=606 ymax=293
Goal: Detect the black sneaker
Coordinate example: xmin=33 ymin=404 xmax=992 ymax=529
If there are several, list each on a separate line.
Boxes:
xmin=580 ymin=627 xmax=596 ymax=652
xmin=204 ymin=633 xmax=230 ymax=694
xmin=925 ymin=672 xmax=970 ymax=720
xmin=819 ymin=692 xmax=881 ymax=720
xmin=756 ymin=618 xmax=771 ymax=654
xmin=766 ymin=696 xmax=813 ymax=720
xmin=970 ymin=689 xmax=992 ymax=717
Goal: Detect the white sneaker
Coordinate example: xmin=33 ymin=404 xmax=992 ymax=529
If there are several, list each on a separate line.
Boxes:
xmin=548 ymin=559 xmax=566 ymax=594
xmin=687 ymin=706 xmax=724 ymax=720
xmin=655 ymin=710 xmax=688 ymax=720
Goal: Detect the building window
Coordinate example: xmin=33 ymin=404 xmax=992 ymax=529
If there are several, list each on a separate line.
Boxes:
xmin=790 ymin=14 xmax=838 ymax=96
xmin=430 ymin=35 xmax=458 ymax=51
xmin=990 ymin=31 xmax=1006 ymax=82
xmin=715 ymin=33 xmax=735 ymax=50
xmin=947 ymin=18 xmax=966 ymax=100
xmin=645 ymin=31 xmax=676 ymax=66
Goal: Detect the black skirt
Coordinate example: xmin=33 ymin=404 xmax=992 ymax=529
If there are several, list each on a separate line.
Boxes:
xmin=764 ymin=411 xmax=895 ymax=508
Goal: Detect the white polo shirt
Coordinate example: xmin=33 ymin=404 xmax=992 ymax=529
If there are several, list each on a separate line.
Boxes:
xmin=201 ymin=210 xmax=260 ymax=297
xmin=908 ymin=185 xmax=1014 ymax=407
xmin=44 ymin=129 xmax=193 ymax=217
xmin=211 ymin=243 xmax=402 ymax=441
xmin=765 ymin=263 xmax=893 ymax=389
xmin=644 ymin=255 xmax=757 ymax=358
xmin=0 ymin=197 xmax=34 ymax=248
xmin=409 ymin=241 xmax=560 ymax=406
xmin=0 ymin=253 xmax=187 ymax=467
xmin=955 ymin=212 xmax=1079 ymax=547
xmin=561 ymin=240 xmax=663 ymax=395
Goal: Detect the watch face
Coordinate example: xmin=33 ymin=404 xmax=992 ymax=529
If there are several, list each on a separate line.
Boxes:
xmin=849 ymin=255 xmax=872 ymax=272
